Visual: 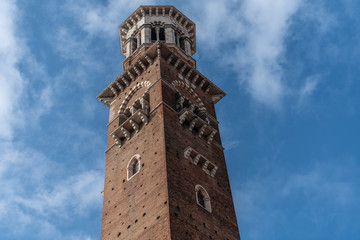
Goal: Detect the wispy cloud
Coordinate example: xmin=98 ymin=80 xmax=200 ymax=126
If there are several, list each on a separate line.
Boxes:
xmin=298 ymin=74 xmax=320 ymax=105
xmin=65 ymin=0 xmax=156 ymax=37
xmin=183 ymin=0 xmax=340 ymax=111
xmin=61 ymin=0 xmax=322 ymax=110
xmin=185 ymin=0 xmax=303 ymax=109
xmin=238 ymin=0 xmax=302 ymax=109
xmin=0 ymin=1 xmax=103 ymax=239
xmin=234 ymin=159 xmax=358 ymax=239
xmin=0 ymin=0 xmax=25 ymax=139
xmin=0 ymin=142 xmax=103 ymax=238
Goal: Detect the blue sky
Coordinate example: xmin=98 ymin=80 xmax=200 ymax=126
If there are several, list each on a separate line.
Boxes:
xmin=0 ymin=0 xmax=359 ymax=239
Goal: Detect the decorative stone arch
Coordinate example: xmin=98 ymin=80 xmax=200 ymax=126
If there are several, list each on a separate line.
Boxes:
xmin=127 ymin=154 xmax=141 ymax=180
xmin=172 ymin=80 xmax=206 ymax=112
xmin=119 ymin=81 xmax=151 ymax=114
xmin=195 ymin=184 xmax=212 ymax=213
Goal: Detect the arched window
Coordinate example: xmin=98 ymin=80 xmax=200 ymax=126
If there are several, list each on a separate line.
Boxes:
xmin=197 ymin=190 xmax=205 ymax=208
xmin=127 ymin=154 xmax=141 ymax=180
xmin=195 ymin=184 xmax=212 ymax=213
xmin=132 ymin=159 xmax=139 ymax=175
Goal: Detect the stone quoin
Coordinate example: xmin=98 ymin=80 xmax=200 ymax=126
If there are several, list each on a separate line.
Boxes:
xmin=97 ymin=6 xmax=241 ymax=240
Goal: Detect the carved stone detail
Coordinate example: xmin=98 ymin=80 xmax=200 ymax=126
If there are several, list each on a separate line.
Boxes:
xmin=183 ymin=147 xmax=218 ymax=177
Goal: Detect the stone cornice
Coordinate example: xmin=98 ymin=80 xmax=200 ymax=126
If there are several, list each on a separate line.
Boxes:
xmin=97 ymin=42 xmax=226 ymax=107
xmin=159 ymin=43 xmax=226 ymax=104
xmin=97 ymin=44 xmax=158 ymax=106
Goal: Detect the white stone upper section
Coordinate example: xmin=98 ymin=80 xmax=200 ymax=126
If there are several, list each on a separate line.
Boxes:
xmin=119 ymin=6 xmax=196 ymax=58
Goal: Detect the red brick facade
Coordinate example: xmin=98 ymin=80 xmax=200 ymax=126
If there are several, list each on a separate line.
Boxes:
xmin=98 ymin=7 xmax=240 ymax=240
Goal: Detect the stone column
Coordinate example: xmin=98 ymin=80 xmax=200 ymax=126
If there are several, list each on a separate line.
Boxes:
xmin=155 ymin=27 xmax=160 ymax=41
xmin=165 ymin=24 xmax=175 ymax=44
xmin=125 ymin=39 xmax=132 ymax=58
xmin=176 ymin=32 xmax=180 ymax=46
xmin=141 ymin=24 xmax=151 ymax=44
xmin=184 ymin=37 xmax=192 ymax=56
xmin=137 ymin=34 xmax=141 ymax=48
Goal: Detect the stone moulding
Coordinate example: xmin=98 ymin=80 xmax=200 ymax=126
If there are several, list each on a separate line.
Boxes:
xmin=178 ymin=108 xmax=218 ymax=145
xmin=110 ymin=109 xmax=149 ymax=148
xmin=97 ymin=43 xmax=226 ymax=107
xmin=183 ymin=147 xmax=218 ymax=177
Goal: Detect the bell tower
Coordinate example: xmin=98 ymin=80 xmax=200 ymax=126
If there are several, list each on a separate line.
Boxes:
xmin=97 ymin=6 xmax=240 ymax=240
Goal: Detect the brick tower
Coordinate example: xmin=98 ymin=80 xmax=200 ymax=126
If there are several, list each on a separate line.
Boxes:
xmin=97 ymin=6 xmax=240 ymax=240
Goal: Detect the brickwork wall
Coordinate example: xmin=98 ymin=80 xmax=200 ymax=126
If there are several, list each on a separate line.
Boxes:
xmin=160 ymin=58 xmax=241 ymax=240
xmin=100 ymin=50 xmax=240 ymax=239
xmin=101 ymin=58 xmax=172 ymax=240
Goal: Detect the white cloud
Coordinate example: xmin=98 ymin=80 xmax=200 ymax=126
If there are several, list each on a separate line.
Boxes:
xmin=238 ymin=0 xmax=303 ymax=108
xmin=298 ymin=74 xmax=320 ymax=105
xmin=66 ymin=0 xmax=156 ymax=37
xmin=0 ymin=141 xmax=103 ymax=238
xmin=0 ymin=0 xmax=25 ymax=139
xmin=0 ymin=4 xmax=102 ymax=237
xmin=0 ymin=0 xmax=56 ymax=139
xmin=234 ymin=160 xmax=357 ymax=239
xmin=184 ymin=0 xmax=303 ymax=109
xmin=63 ymin=0 xmax=316 ymax=110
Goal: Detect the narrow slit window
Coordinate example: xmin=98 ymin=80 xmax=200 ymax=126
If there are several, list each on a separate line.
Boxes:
xmin=151 ymin=28 xmax=157 ymax=42
xmin=159 ymin=28 xmax=165 ymax=41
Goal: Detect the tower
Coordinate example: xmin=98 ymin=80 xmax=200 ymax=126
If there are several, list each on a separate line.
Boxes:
xmin=97 ymin=6 xmax=240 ymax=240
